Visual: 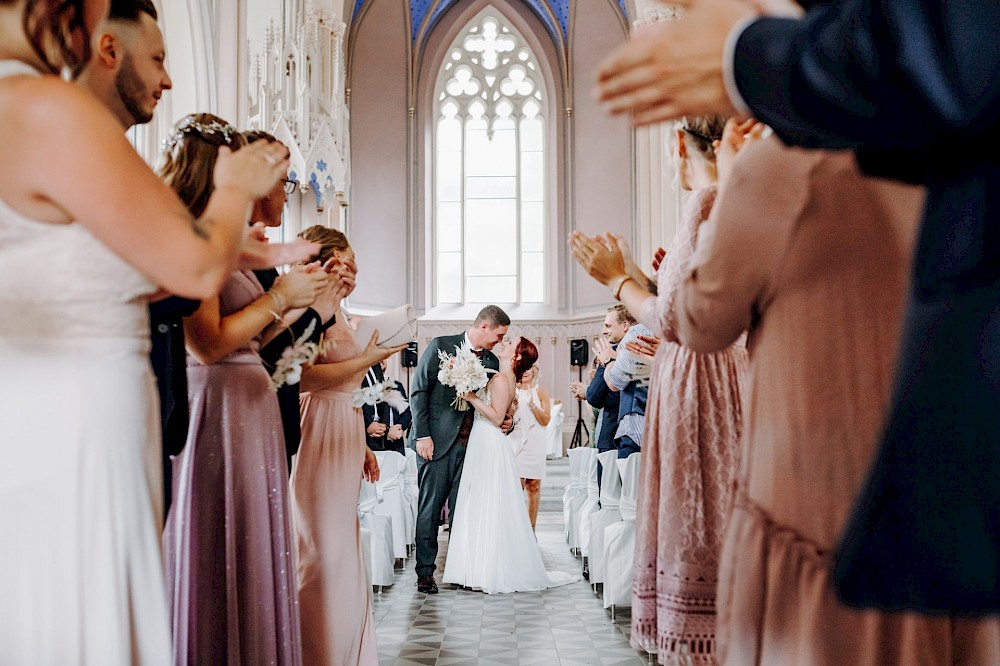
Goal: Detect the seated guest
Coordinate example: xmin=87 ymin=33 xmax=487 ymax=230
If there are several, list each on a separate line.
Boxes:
xmin=362 ymin=360 xmax=412 ymax=455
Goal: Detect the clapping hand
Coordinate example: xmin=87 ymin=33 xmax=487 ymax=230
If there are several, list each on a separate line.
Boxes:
xmin=570 ymin=380 xmax=587 ymax=400
xmin=652 ymin=247 xmax=666 ymax=272
xmin=568 ymin=231 xmax=627 ymax=287
xmin=238 ymin=222 xmax=321 ymax=270
xmin=593 ymin=337 xmax=617 ymax=366
xmin=717 ymin=118 xmax=765 ymax=188
xmin=625 ymin=334 xmax=661 ymax=361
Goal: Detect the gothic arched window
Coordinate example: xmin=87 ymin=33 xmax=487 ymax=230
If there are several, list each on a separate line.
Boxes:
xmin=433 ymin=9 xmax=547 ymax=305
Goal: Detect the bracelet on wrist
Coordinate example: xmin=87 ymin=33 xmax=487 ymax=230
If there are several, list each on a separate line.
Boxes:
xmin=250 ymin=303 xmax=282 ymax=324
xmin=610 ymin=275 xmax=634 ymax=301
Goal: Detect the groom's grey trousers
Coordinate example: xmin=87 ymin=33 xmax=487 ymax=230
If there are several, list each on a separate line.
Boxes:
xmin=415 ymin=440 xmax=468 ymax=577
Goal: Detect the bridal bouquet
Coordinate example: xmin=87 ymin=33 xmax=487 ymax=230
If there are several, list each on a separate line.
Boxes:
xmin=437 ymin=342 xmax=494 ymax=411
xmin=268 ymin=320 xmax=320 ymax=391
xmin=351 ymin=381 xmax=409 ymax=413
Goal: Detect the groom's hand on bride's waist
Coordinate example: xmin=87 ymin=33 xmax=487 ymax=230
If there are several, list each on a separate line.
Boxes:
xmin=417 ymin=437 xmax=435 ymax=461
xmin=499 ymin=415 xmax=514 ymax=434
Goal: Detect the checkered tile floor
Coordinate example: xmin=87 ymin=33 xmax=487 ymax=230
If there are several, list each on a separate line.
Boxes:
xmin=373 ymin=457 xmax=655 ymax=665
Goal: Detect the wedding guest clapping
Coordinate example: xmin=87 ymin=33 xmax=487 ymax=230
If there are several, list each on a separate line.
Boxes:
xmin=291 ymin=225 xmax=408 ymax=666
xmin=0 ymin=2 xmax=291 ymax=662
xmin=160 ymin=115 xmax=324 ymax=665
xmin=570 ymin=115 xmax=746 ymax=662
xmin=675 ymin=119 xmax=999 ymax=664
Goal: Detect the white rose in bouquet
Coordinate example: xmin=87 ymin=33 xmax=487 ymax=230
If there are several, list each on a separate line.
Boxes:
xmin=436 ymin=342 xmax=495 ymax=411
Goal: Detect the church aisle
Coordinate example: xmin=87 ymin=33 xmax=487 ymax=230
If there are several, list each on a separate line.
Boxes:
xmin=374 ymin=457 xmax=654 ymax=665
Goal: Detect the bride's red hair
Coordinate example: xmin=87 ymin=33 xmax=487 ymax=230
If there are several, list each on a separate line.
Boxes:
xmin=511 ymin=337 xmax=538 ymax=383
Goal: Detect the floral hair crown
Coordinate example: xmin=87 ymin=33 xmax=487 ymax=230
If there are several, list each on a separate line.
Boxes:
xmin=162 ymin=117 xmax=237 ymax=151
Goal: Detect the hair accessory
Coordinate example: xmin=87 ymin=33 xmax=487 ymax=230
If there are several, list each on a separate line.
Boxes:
xmin=681 ymin=126 xmax=719 ymax=146
xmin=161 ymin=117 xmax=237 ymax=151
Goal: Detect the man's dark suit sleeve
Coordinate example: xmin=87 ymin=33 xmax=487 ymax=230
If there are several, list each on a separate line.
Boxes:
xmin=585 ymin=366 xmax=611 ymax=409
xmin=394 ymin=381 xmax=413 ymax=431
xmin=733 ymin=3 xmax=1000 ymax=155
xmin=409 ymin=338 xmax=440 ymax=441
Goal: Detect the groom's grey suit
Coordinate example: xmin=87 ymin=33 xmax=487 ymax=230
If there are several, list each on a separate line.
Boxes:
xmin=409 ymin=332 xmax=499 ymax=578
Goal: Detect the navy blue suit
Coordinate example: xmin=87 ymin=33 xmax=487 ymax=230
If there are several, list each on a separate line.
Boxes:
xmin=733 ymin=2 xmax=1000 ymax=612
xmin=585 ymin=364 xmax=620 ymax=454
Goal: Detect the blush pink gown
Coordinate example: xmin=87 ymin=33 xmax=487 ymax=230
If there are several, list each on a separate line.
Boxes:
xmin=631 ymin=186 xmax=748 ymax=664
xmin=290 ymin=314 xmax=377 ymax=665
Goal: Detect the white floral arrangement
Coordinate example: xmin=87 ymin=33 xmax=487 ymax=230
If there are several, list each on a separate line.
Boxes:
xmin=268 ymin=319 xmax=320 ymax=391
xmin=351 ymin=381 xmax=409 ymax=413
xmin=437 ymin=342 xmax=495 ymax=411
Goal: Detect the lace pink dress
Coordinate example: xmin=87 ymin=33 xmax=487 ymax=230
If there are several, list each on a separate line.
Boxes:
xmin=631 ymin=186 xmax=748 ymax=664
xmin=290 ymin=314 xmax=377 ymax=665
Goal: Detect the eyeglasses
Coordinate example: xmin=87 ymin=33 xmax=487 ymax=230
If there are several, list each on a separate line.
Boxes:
xmin=281 ymin=178 xmax=299 ymax=195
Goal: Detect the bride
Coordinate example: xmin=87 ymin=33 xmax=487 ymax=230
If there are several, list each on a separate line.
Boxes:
xmin=443 ymin=336 xmax=578 ymax=593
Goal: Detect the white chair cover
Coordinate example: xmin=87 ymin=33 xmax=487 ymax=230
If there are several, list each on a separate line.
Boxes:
xmin=604 ymin=452 xmax=641 ymax=609
xmin=403 ymin=448 xmax=419 ymax=549
xmin=562 ymin=447 xmax=585 ymax=545
xmin=373 ymin=451 xmax=408 ymax=559
xmin=566 ymin=447 xmax=593 ymax=550
xmin=588 ymin=450 xmax=623 ymax=585
xmin=545 ymin=402 xmax=565 ymax=459
xmin=358 ymin=481 xmax=395 ymax=586
xmin=577 ymin=448 xmax=601 ymax=557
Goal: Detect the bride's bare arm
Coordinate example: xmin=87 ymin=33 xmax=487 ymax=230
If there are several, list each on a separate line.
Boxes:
xmin=464 ymin=374 xmax=513 ymax=427
xmin=1 ymin=77 xmax=287 ymax=300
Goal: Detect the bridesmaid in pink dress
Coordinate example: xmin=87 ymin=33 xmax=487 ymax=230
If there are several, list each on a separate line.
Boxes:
xmin=571 ymin=116 xmax=747 ymax=664
xmin=291 ymin=225 xmax=408 ymax=666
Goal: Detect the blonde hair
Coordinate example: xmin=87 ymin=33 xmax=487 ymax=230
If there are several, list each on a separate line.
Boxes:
xmin=299 ymin=225 xmax=350 ymax=264
xmin=157 ymin=113 xmax=244 ymax=217
xmin=678 ymin=115 xmax=728 ymax=162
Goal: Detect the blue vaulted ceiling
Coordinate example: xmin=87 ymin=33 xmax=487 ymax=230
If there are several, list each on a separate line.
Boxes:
xmin=353 ymin=0 xmax=629 ymax=46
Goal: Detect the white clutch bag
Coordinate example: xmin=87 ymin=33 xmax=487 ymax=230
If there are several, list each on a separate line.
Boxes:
xmin=353 ymin=305 xmax=418 ymax=347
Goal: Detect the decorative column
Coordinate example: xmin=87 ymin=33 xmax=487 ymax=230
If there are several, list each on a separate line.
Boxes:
xmin=630 ymin=2 xmax=683 ymax=271
xmin=247 ymin=1 xmax=351 ymax=236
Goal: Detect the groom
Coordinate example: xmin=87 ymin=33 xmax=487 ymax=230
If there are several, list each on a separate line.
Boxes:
xmin=409 ymin=305 xmax=511 ymax=593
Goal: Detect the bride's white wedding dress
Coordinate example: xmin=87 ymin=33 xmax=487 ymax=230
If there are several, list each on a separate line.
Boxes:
xmin=443 ymin=388 xmax=578 ymax=594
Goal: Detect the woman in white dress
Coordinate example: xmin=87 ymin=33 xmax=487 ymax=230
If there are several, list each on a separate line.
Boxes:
xmin=0 ymin=2 xmax=292 ymax=662
xmin=509 ymin=364 xmax=551 ymax=531
xmin=444 ymin=337 xmax=578 ymax=594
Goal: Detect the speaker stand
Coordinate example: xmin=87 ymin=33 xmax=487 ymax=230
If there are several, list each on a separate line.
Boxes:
xmin=569 ymin=365 xmax=590 ymax=449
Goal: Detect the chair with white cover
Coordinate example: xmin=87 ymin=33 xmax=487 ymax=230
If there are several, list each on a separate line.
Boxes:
xmin=604 ymin=452 xmax=641 ymax=619
xmin=402 ymin=448 xmax=419 ymax=554
xmin=545 ymin=401 xmax=565 ymax=459
xmin=566 ymin=447 xmax=594 ymax=553
xmin=577 ymin=447 xmax=601 ymax=561
xmin=562 ymin=447 xmax=586 ymax=548
xmin=588 ymin=449 xmax=623 ymax=590
xmin=373 ymin=451 xmax=408 ymax=560
xmin=358 ymin=480 xmax=395 ymax=588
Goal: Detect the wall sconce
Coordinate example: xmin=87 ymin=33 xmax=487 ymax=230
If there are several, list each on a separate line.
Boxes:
xmin=335 ymin=191 xmax=348 ymax=208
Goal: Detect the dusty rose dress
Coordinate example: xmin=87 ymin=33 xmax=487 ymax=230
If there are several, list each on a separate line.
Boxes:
xmin=290 ymin=314 xmax=377 ymax=665
xmin=164 ymin=270 xmax=301 ymax=665
xmin=632 ymin=186 xmax=748 ymax=663
xmin=677 ymin=137 xmax=1000 ymax=664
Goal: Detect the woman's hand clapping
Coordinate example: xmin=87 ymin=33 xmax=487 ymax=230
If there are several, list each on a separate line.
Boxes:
xmin=272 ymin=263 xmax=326 ymax=310
xmin=214 ymin=140 xmax=290 ymax=200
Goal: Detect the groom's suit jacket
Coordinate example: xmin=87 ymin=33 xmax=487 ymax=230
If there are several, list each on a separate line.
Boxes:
xmin=407 ymin=332 xmax=499 ymax=462
xmin=732 ymin=2 xmax=1000 ymax=612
